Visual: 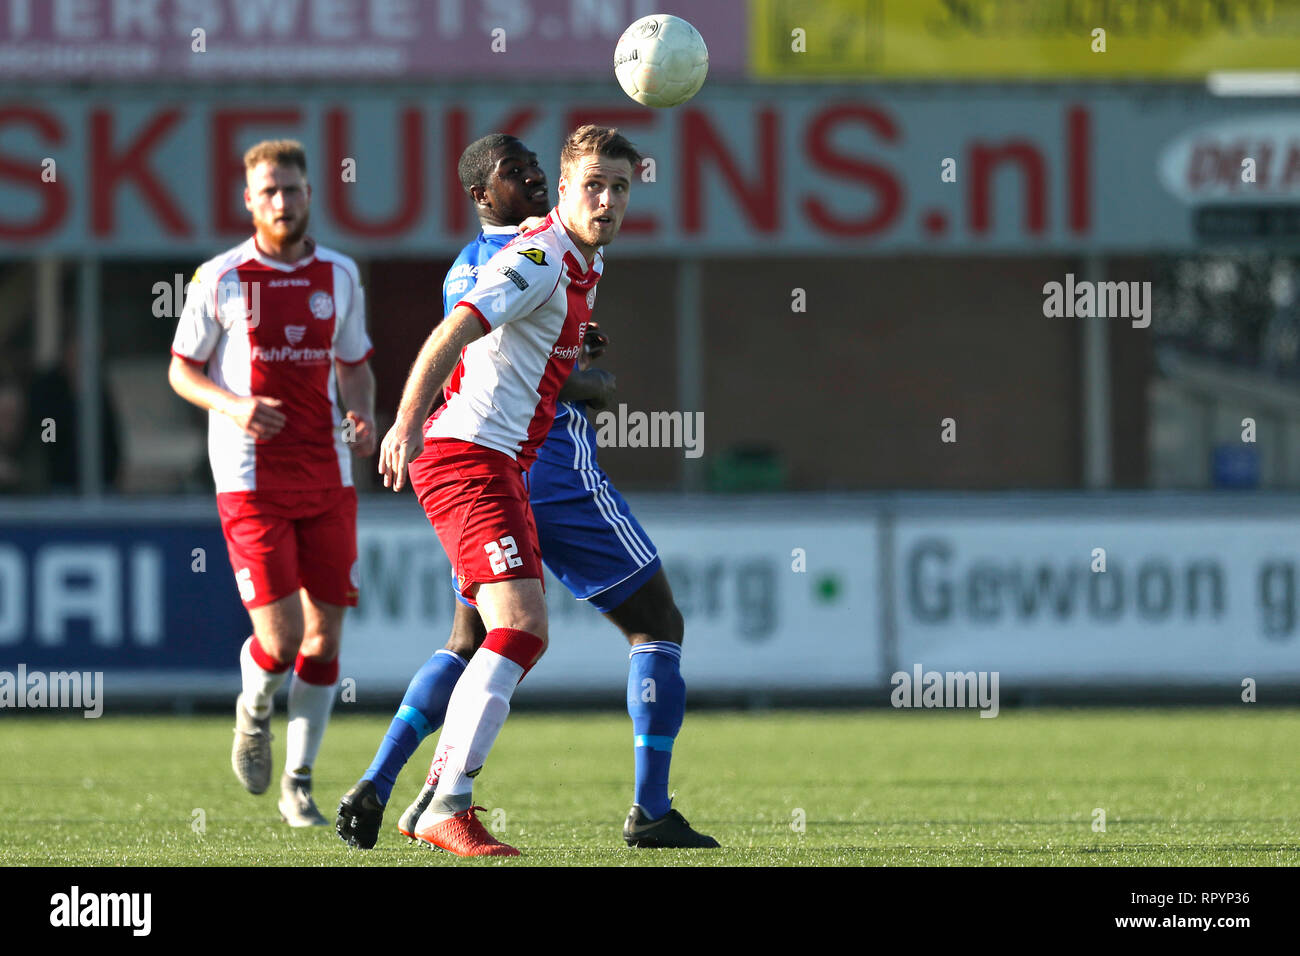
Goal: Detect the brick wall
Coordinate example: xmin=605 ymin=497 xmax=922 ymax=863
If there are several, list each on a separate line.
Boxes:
xmin=367 ymin=255 xmax=1151 ymax=491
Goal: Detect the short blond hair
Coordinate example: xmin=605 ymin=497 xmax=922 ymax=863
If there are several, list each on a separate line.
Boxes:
xmin=559 ymin=125 xmax=641 ymax=180
xmin=243 ymin=139 xmax=308 ymax=175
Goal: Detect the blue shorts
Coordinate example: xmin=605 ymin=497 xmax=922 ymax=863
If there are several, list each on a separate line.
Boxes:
xmin=454 ymin=403 xmax=660 ymax=614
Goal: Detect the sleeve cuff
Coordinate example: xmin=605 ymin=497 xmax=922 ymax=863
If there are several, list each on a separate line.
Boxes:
xmin=170 ymin=348 xmax=206 ymax=367
xmin=456 ymin=300 xmax=492 ymax=335
xmin=336 ymin=347 xmax=374 ymax=367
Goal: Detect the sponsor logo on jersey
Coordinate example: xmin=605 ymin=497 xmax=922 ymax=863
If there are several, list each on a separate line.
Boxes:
xmin=551 ymin=322 xmax=589 ymax=360
xmin=499 ymin=266 xmax=529 ymax=291
xmin=284 ymin=324 xmax=306 ymax=345
xmin=250 ymin=345 xmax=331 ymax=363
xmin=309 ymin=290 xmax=334 ymax=319
xmin=517 ymin=248 xmax=547 ymax=266
xmin=268 ymin=278 xmax=311 ymax=287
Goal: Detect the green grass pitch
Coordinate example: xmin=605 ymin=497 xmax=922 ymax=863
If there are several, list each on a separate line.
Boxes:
xmin=1 ymin=708 xmax=1297 ymax=866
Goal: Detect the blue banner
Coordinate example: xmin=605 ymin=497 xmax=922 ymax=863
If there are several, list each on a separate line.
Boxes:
xmin=0 ymin=523 xmax=247 ymax=672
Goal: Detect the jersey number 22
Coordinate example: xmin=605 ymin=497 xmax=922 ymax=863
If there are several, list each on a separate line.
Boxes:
xmin=484 ymin=536 xmax=523 ymax=574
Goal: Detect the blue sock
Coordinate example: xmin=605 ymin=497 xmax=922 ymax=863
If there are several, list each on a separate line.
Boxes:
xmin=363 ymin=649 xmax=467 ymax=803
xmin=626 ymin=641 xmax=685 ymax=820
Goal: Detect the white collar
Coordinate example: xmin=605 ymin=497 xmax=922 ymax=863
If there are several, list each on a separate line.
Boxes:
xmin=248 ymin=235 xmax=317 ymax=271
xmin=481 ymin=223 xmax=519 ymax=236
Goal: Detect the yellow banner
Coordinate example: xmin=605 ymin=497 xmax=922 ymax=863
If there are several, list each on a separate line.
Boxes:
xmin=751 ymin=0 xmax=1300 ymax=78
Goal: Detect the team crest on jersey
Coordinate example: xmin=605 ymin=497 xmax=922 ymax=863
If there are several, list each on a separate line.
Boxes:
xmin=284 ymin=325 xmax=306 ymax=345
xmin=517 ymin=248 xmax=547 ymax=266
xmin=587 ymin=287 xmax=597 ymax=309
xmin=308 ymin=290 xmax=334 ymax=319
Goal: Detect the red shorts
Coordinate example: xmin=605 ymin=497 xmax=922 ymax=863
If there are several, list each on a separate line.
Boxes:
xmin=216 ymin=486 xmax=359 ymax=609
xmin=407 ymin=437 xmax=543 ymax=601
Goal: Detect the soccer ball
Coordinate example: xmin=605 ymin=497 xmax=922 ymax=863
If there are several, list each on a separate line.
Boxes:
xmin=614 ymin=14 xmax=709 ymax=108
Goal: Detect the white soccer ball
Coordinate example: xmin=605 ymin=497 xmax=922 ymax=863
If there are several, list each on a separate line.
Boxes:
xmin=614 ymin=14 xmax=709 ymax=109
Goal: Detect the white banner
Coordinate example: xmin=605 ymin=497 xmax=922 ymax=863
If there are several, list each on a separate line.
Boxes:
xmin=346 ymin=506 xmax=881 ymax=696
xmin=895 ymin=515 xmax=1300 ymax=683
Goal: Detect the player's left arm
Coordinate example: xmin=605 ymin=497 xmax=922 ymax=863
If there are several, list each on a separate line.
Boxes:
xmin=333 ymin=263 xmax=377 ymax=455
xmin=557 ymin=321 xmax=615 ymax=409
xmin=558 ymin=368 xmax=615 ymax=408
xmin=335 ymin=359 xmax=377 ymax=456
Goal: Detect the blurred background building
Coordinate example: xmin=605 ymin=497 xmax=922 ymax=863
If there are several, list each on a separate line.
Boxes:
xmin=2 ymin=0 xmax=1299 ymax=704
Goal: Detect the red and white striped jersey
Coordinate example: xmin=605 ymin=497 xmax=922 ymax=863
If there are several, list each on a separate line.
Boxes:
xmin=428 ymin=210 xmax=601 ymax=468
xmin=170 ymin=236 xmax=374 ymax=493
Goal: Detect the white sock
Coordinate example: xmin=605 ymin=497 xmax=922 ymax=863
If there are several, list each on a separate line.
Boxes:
xmin=239 ymin=636 xmax=290 ymax=720
xmin=285 ymin=673 xmax=338 ymax=776
xmin=419 ymin=648 xmax=523 ymax=824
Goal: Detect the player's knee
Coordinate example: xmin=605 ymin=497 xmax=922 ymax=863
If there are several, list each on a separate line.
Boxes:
xmin=446 ymin=603 xmax=487 ymax=659
xmin=513 ymin=618 xmax=548 ymax=648
xmin=507 ymin=588 xmax=548 ymax=643
xmin=501 ymin=613 xmax=548 ymax=654
xmin=639 ymin=596 xmax=684 ymax=645
xmin=299 ymin=630 xmax=340 ymax=662
xmin=640 ymin=604 xmax=683 ymax=646
xmin=255 ymin=631 xmax=301 ymax=664
xmin=444 ymin=633 xmax=479 ymax=660
xmin=664 ymin=602 xmax=685 ymax=645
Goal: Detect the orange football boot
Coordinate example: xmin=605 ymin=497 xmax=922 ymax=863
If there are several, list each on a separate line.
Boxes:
xmin=416 ymin=805 xmax=520 ymax=857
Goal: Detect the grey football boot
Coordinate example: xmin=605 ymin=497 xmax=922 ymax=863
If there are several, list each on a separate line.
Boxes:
xmin=279 ymin=771 xmax=329 ymax=827
xmin=232 ymin=693 xmax=273 ymax=795
xmin=398 ymin=779 xmax=438 ymax=842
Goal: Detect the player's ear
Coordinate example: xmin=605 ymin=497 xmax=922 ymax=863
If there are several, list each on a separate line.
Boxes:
xmin=243 ymin=186 xmax=253 ymax=212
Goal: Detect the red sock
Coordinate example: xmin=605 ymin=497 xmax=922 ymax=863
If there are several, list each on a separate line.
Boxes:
xmin=481 ymin=628 xmax=545 ymax=682
xmin=294 ymin=653 xmax=339 ymax=686
xmin=249 ymin=636 xmax=292 ymax=673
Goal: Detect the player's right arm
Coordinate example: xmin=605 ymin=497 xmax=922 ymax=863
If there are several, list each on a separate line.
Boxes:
xmin=167 ymin=263 xmax=286 ymax=439
xmin=168 ymin=358 xmax=286 ymax=440
xmin=380 ymin=240 xmax=560 ymax=490
xmin=378 ymin=305 xmax=485 ymax=490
